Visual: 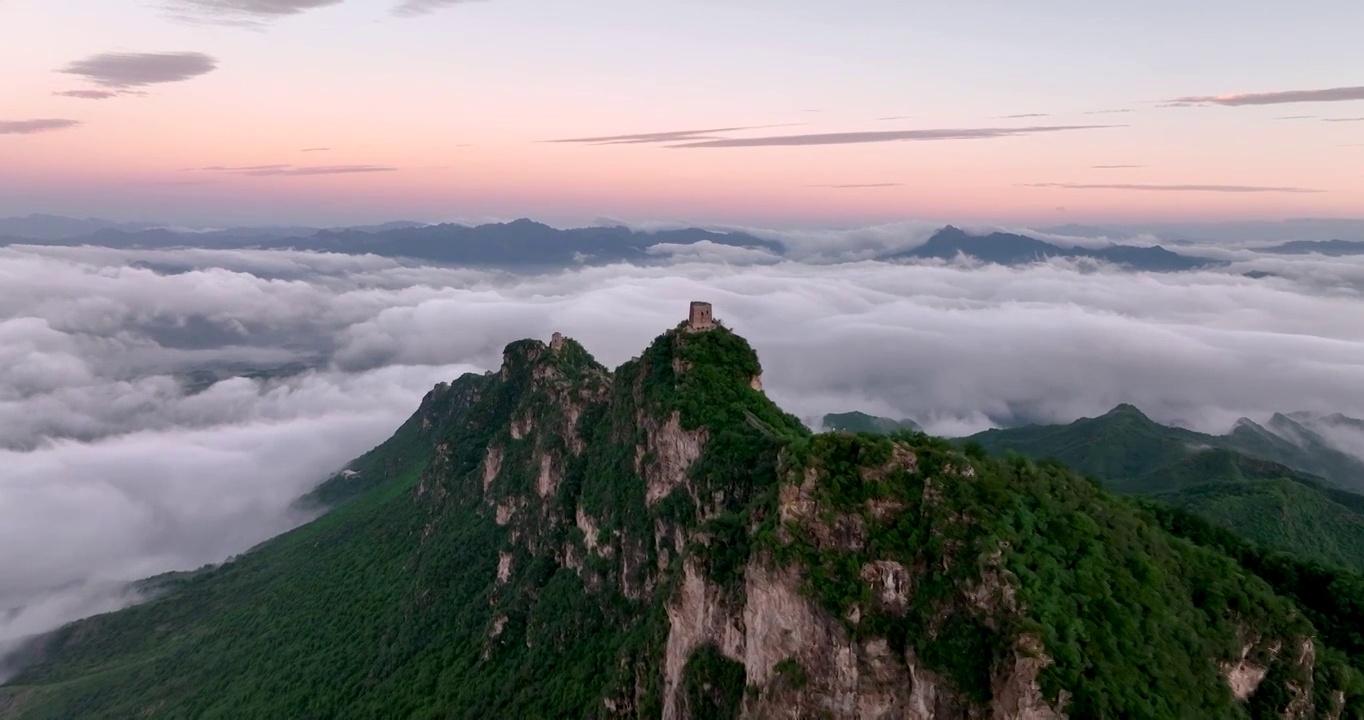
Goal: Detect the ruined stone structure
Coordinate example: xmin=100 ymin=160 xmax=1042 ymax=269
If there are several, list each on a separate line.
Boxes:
xmin=687 ymin=301 xmax=714 ymax=331
xmin=550 ymin=332 xmax=565 ymax=353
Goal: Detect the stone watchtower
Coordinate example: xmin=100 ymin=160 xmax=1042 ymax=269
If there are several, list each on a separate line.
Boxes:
xmin=687 ymin=301 xmax=715 ymax=331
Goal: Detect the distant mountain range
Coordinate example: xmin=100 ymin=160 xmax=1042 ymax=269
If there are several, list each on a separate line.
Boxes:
xmin=1261 ymin=239 xmax=1364 ymax=256
xmin=1 ymin=214 xmax=1232 ymax=271
xmin=884 ymin=226 xmax=1216 ymax=271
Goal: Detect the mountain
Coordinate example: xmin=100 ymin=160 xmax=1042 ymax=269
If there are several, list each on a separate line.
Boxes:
xmin=821 ymin=411 xmax=922 ymax=434
xmin=5 ymin=309 xmax=1364 ymax=718
xmin=956 ymin=405 xmax=1364 ymax=571
xmin=0 ymin=214 xmax=160 ymax=240
xmin=256 ymin=219 xmax=784 ymax=267
xmin=0 ymin=218 xmax=783 ymax=268
xmin=884 ymin=226 xmax=1216 ymax=271
xmin=1263 ymin=239 xmax=1364 ymax=257
xmin=966 ymin=404 xmax=1364 ymax=493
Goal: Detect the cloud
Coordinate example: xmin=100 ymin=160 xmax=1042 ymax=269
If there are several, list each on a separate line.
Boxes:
xmin=60 ymin=52 xmax=217 ymax=88
xmin=53 ymin=89 xmax=120 ymax=100
xmin=1024 ymin=182 xmax=1323 ymax=194
xmin=997 ymin=113 xmax=1051 ymax=119
xmin=299 ymin=147 xmax=331 ymax=152
xmin=1169 ymin=85 xmax=1364 ymax=107
xmin=199 ymin=164 xmax=397 ymax=176
xmin=1083 ymin=109 xmax=1133 ymax=115
xmin=669 ymin=125 xmax=1117 ymax=148
xmin=547 ymin=124 xmax=801 ymax=146
xmin=1275 ymin=115 xmax=1316 ymax=120
xmin=807 ymin=183 xmax=904 ymax=188
xmin=166 ymin=0 xmax=343 ymax=24
xmin=5 ymin=236 xmax=1364 ymax=666
xmin=0 ymin=119 xmax=81 ymax=135
xmin=391 ymin=0 xmax=485 ymax=17
xmin=878 ymin=115 xmax=912 ymax=121
xmin=1324 ymin=117 xmax=1364 ymax=123
xmin=1090 ymin=165 xmax=1145 ymax=170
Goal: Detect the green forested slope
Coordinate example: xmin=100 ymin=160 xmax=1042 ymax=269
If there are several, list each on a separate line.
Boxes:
xmin=945 ymin=406 xmax=1364 ymax=572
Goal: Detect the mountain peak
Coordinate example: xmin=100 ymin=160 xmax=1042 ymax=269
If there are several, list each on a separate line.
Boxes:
xmin=1101 ymin=402 xmax=1152 ymax=421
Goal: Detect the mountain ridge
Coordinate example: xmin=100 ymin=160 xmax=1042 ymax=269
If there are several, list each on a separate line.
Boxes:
xmin=0 ymin=218 xmax=1221 ymax=271
xmin=3 ymin=308 xmax=1362 ymax=718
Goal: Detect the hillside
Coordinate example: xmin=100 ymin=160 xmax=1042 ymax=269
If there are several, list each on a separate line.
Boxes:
xmin=3 ymin=308 xmax=1363 ymax=718
xmin=956 ymin=407 xmax=1364 ymax=572
xmin=966 ymin=404 xmax=1364 ymax=493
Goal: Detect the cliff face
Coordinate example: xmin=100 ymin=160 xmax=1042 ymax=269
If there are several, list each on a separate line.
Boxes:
xmin=3 ymin=320 xmax=1362 ymax=719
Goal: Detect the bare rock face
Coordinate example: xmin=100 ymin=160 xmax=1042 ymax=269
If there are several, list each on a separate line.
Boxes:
xmin=1283 ymin=638 xmax=1317 ymax=720
xmin=661 ymin=560 xmax=747 ymax=720
xmin=1222 ymin=640 xmax=1271 ymax=701
xmin=860 ymin=560 xmax=913 ymax=616
xmin=657 ymin=552 xmax=1069 ymax=720
xmin=991 ymin=635 xmax=1065 ymax=720
xmin=639 ymin=411 xmax=708 ymax=507
xmin=482 ymin=446 xmax=502 ymax=493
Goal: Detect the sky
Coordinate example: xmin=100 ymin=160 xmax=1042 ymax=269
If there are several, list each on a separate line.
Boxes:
xmin=3 ymin=0 xmax=1364 ymax=227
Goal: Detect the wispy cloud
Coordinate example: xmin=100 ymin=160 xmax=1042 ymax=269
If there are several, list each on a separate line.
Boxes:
xmin=53 ymin=89 xmax=123 ymax=100
xmin=1323 ymin=117 xmax=1364 ymax=123
xmin=1275 ymin=115 xmax=1316 ymax=120
xmin=997 ymin=113 xmax=1051 ymax=119
xmin=547 ymin=124 xmax=800 ymax=146
xmin=1024 ymin=182 xmax=1322 ymax=194
xmin=1083 ymin=109 xmax=1133 ymax=115
xmin=878 ymin=115 xmax=913 ymax=121
xmin=1168 ymin=85 xmax=1364 ymax=107
xmin=166 ymin=0 xmax=343 ymax=25
xmin=391 ymin=0 xmax=486 ymax=17
xmin=669 ymin=125 xmax=1117 ymax=149
xmin=0 ymin=119 xmax=82 ymax=135
xmin=60 ymin=52 xmax=217 ymax=88
xmin=200 ymin=164 xmax=397 ymax=176
xmin=299 ymin=147 xmax=331 ymax=152
xmin=806 ymin=183 xmax=903 ymax=189
xmin=1090 ymin=164 xmax=1146 ymax=169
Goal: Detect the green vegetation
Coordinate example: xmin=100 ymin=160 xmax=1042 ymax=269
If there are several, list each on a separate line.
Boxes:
xmin=766 ymin=431 xmax=1363 ymax=717
xmin=964 ymin=404 xmax=1364 ymax=493
xmin=848 ymin=404 xmax=1364 ymax=573
xmin=679 ymin=645 xmax=746 ymax=720
xmin=6 ymin=326 xmax=1364 ymax=719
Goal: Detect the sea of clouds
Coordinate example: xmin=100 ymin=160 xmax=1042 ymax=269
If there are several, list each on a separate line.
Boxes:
xmin=4 ymin=231 xmax=1364 ymax=667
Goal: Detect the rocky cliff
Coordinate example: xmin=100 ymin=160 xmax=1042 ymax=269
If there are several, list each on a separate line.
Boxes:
xmin=2 ymin=313 xmax=1362 ymax=719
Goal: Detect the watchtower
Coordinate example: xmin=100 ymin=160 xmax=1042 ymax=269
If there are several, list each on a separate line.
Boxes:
xmin=687 ymin=301 xmax=714 ymax=330
xmin=550 ymin=332 xmax=565 ymax=352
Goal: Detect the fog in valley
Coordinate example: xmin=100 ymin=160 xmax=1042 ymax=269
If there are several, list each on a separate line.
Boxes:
xmin=4 ymin=225 xmax=1364 ymax=663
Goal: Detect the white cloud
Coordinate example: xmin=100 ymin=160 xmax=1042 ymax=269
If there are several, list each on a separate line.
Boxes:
xmin=3 ymin=239 xmax=1364 ymax=656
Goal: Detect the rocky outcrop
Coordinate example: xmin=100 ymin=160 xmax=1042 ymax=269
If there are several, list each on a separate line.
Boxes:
xmin=639 ymin=412 xmax=708 ymax=507
xmin=662 ymin=560 xmax=746 ymax=720
xmin=482 ymin=446 xmax=502 ymax=492
xmin=1222 ymin=641 xmax=1271 ymax=701
xmin=657 ymin=552 xmax=1069 ymax=720
xmin=1284 ymin=638 xmax=1317 ymax=720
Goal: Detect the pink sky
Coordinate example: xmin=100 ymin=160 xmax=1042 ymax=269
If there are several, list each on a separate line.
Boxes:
xmin=3 ymin=0 xmax=1362 ymax=226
